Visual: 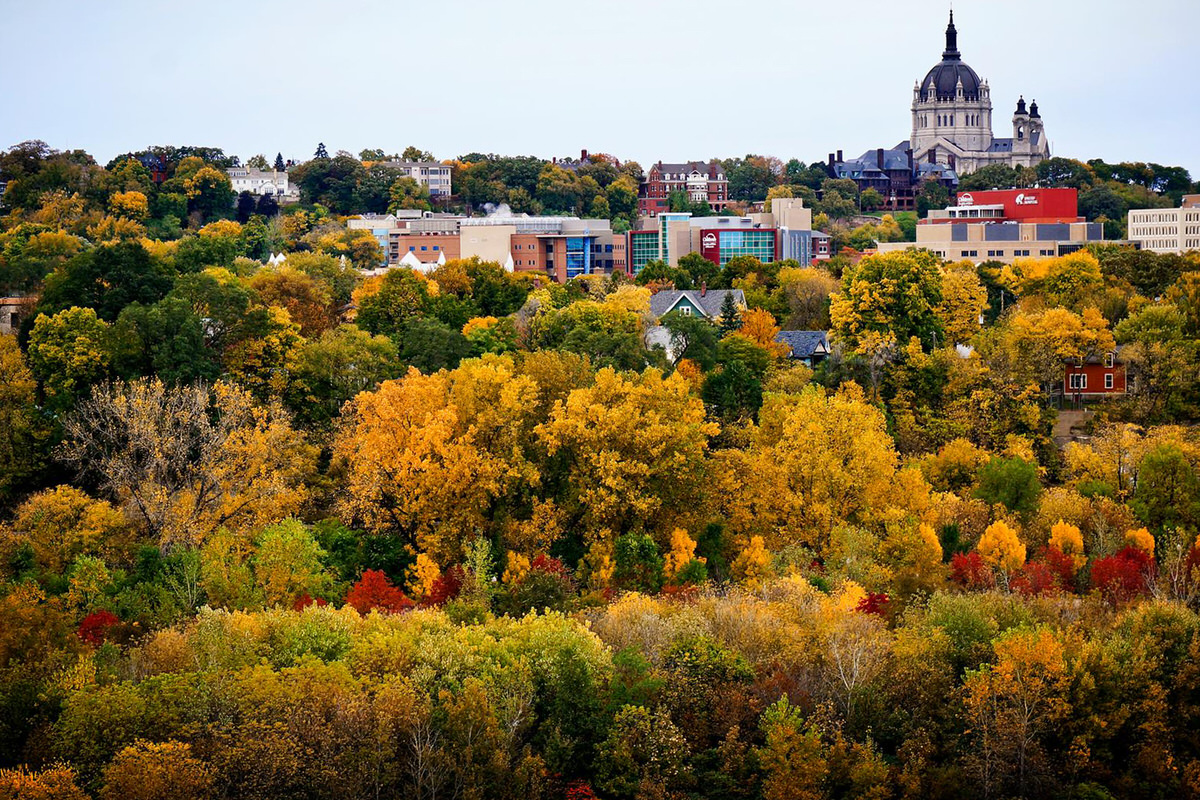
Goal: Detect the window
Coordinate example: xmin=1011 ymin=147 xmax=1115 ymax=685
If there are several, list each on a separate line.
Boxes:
xmin=1104 ymin=352 xmax=1114 ymax=368
xmin=1105 ymin=374 xmax=1114 ymax=389
xmin=679 ymin=306 xmax=692 ymax=316
xmin=1069 ymin=374 xmax=1088 ymax=390
xmin=433 ymin=246 xmax=439 ymax=251
xmin=421 ymin=246 xmax=428 ymax=251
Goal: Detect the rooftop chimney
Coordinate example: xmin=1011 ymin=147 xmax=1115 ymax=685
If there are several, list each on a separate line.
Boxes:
xmin=877 ymin=148 xmax=885 ymax=169
xmin=581 ymin=149 xmax=589 ymax=161
xmin=700 ymin=280 xmax=707 ymax=297
xmin=837 ymin=149 xmax=843 ymax=162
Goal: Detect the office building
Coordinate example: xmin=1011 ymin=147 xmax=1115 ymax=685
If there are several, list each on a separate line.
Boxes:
xmin=1127 ymin=196 xmax=1200 ymax=255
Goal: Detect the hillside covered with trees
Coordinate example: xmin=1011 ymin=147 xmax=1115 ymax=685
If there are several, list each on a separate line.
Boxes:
xmin=3 ymin=140 xmax=1200 ymax=800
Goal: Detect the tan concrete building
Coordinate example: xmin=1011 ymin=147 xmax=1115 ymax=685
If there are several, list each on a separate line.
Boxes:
xmin=460 ymin=224 xmax=518 ymax=264
xmin=388 ymin=232 xmax=461 ymax=265
xmin=1127 ymin=195 xmax=1200 ymax=254
xmin=876 ymin=220 xmax=1104 ymax=263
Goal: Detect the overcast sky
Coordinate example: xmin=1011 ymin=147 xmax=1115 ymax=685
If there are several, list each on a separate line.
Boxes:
xmin=2 ymin=0 xmax=1197 ymax=175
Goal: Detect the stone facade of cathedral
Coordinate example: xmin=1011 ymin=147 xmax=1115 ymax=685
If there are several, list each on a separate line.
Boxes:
xmin=909 ymin=11 xmax=1050 ymax=175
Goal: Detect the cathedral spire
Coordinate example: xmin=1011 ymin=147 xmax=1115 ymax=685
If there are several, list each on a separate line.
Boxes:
xmin=943 ymin=8 xmax=960 ymax=60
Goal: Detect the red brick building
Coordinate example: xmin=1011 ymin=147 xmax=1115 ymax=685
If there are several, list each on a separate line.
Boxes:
xmin=1063 ymin=351 xmax=1127 ymax=402
xmin=639 ymin=161 xmax=728 ymax=216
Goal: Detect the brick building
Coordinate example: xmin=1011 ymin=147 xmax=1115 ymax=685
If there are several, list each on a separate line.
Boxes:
xmin=639 ymin=161 xmax=729 ymax=216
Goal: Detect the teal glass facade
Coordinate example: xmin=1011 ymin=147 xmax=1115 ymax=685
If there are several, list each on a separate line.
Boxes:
xmin=715 ymin=229 xmax=777 ymax=265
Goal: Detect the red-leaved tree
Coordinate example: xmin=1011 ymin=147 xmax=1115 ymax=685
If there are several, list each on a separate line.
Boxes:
xmin=856 ymin=591 xmax=891 ymax=616
xmin=77 ymin=610 xmax=119 ymax=645
xmin=950 ymin=551 xmax=995 ymax=589
xmin=565 ymin=780 xmax=600 ymax=800
xmin=344 ymin=569 xmax=414 ymax=614
xmin=1012 ymin=561 xmax=1058 ymax=597
xmin=1041 ymin=545 xmax=1079 ymax=592
xmin=293 ymin=593 xmax=329 ymax=611
xmin=423 ymin=565 xmax=465 ymax=607
xmin=1091 ymin=546 xmax=1154 ymax=605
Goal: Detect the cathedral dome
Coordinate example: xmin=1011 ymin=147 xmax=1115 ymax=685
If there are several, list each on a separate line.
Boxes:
xmin=919 ymin=11 xmax=983 ymax=101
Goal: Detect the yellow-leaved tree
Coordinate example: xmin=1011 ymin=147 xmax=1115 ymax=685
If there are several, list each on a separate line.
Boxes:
xmin=3 ymin=486 xmax=133 ymax=574
xmin=738 ymin=308 xmax=790 ymax=358
xmin=977 ymin=520 xmax=1027 ymax=583
xmin=60 ymin=378 xmax=315 ymax=548
xmin=937 ymin=263 xmax=989 ymax=345
xmin=333 ymin=367 xmax=504 ymax=564
xmin=663 ymin=528 xmax=702 ymax=579
xmin=731 ymin=535 xmax=773 ymax=590
xmin=718 ymin=383 xmax=898 ymax=553
xmin=963 ymin=627 xmax=1072 ymax=798
xmin=536 ymin=367 xmax=717 ymax=550
xmin=1124 ymin=527 xmax=1155 ymax=556
xmin=1048 ymin=519 xmax=1086 ymax=570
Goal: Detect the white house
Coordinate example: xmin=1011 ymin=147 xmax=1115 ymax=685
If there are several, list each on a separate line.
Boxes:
xmin=227 ymin=167 xmax=299 ymax=203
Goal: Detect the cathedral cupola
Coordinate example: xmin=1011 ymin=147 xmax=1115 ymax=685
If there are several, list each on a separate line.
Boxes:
xmin=1029 ymin=100 xmax=1040 ymax=118
xmin=943 ymin=9 xmax=960 ymax=59
xmin=919 ymin=9 xmax=982 ymax=101
xmin=1015 ymin=95 xmax=1028 ymax=115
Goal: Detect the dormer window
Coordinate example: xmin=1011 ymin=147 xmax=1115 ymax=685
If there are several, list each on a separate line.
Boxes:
xmin=1104 ymin=352 xmax=1114 ymax=368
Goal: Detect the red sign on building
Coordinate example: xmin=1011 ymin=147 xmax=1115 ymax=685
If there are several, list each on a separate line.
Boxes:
xmin=954 ymin=188 xmax=1080 ymax=223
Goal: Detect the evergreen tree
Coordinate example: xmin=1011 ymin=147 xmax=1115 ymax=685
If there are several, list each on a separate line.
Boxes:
xmin=235 ymin=191 xmax=256 ymax=223
xmin=719 ymin=292 xmax=741 ymax=334
xmin=274 ymin=152 xmax=285 ymax=171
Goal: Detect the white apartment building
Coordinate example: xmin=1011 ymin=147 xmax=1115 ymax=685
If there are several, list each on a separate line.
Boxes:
xmin=384 ymin=161 xmax=453 ymax=197
xmin=1127 ymin=195 xmax=1200 ymax=255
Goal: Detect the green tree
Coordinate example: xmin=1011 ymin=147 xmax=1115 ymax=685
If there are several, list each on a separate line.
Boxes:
xmin=354 ymin=268 xmax=431 ymax=336
xmin=252 ymin=519 xmax=331 ymax=607
xmin=39 ymin=242 xmax=172 ymax=321
xmin=719 ymin=292 xmax=741 ymax=334
xmin=661 ymin=310 xmax=719 ymax=368
xmin=27 ymin=307 xmax=111 ymax=410
xmin=387 ymin=176 xmax=432 ymax=213
xmin=1131 ymin=444 xmax=1200 ymax=535
xmin=109 ymin=298 xmax=219 ymax=384
xmin=915 ymin=181 xmax=950 ymax=218
xmin=830 ymin=249 xmax=944 ymax=351
xmin=975 ymin=456 xmax=1042 ymax=518
xmin=398 ymin=317 xmax=471 ymax=373
xmin=287 ymin=325 xmax=401 ymax=428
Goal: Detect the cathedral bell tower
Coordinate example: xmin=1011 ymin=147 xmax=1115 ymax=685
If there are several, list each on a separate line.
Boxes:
xmin=1011 ymin=96 xmax=1046 ymax=166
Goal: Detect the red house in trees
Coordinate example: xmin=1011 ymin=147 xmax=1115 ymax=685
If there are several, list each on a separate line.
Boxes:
xmin=1062 ymin=349 xmax=1127 ymax=404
